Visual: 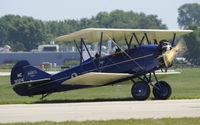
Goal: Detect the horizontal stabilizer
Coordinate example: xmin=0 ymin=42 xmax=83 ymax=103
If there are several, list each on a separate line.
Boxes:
xmin=12 ymin=78 xmax=51 ymax=96
xmin=62 ymin=72 xmax=133 ymax=86
xmin=13 ymin=78 xmax=51 ymax=87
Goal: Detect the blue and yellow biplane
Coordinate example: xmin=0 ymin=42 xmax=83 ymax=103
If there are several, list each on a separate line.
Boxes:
xmin=10 ymin=28 xmax=192 ymax=100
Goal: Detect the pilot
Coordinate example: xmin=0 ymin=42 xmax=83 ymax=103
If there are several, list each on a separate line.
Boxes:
xmin=115 ymin=48 xmax=121 ymax=53
xmin=95 ymin=53 xmax=100 ymax=59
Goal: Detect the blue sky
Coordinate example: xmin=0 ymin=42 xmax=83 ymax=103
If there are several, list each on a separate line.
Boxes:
xmin=1 ymin=0 xmax=200 ymax=29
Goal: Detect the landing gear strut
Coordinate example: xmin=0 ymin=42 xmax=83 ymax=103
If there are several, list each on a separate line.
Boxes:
xmin=40 ymin=93 xmax=51 ymax=100
xmin=130 ymin=71 xmax=172 ymax=100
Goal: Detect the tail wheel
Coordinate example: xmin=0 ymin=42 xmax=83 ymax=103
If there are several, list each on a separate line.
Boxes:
xmin=153 ymin=81 xmax=172 ymax=100
xmin=131 ymin=81 xmax=150 ymax=101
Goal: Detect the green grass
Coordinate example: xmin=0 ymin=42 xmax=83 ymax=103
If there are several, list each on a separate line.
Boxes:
xmin=1 ymin=118 xmax=200 ymax=125
xmin=0 ymin=69 xmax=11 ymax=72
xmin=164 ymin=68 xmax=200 ymax=99
xmin=0 ymin=68 xmax=200 ymax=104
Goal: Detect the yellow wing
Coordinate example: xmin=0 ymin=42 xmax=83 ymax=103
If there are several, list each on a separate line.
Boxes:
xmin=62 ymin=72 xmax=133 ymax=86
xmin=61 ymin=71 xmax=180 ymax=86
xmin=54 ymin=28 xmax=193 ymax=44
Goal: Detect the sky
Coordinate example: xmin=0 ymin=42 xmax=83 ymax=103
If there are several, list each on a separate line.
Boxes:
xmin=0 ymin=0 xmax=200 ymax=29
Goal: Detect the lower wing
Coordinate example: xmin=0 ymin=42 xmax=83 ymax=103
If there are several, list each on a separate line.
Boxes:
xmin=62 ymin=72 xmax=133 ymax=86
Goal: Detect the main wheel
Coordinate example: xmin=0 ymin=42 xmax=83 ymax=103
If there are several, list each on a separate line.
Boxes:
xmin=131 ymin=82 xmax=150 ymax=101
xmin=153 ymin=81 xmax=171 ymax=100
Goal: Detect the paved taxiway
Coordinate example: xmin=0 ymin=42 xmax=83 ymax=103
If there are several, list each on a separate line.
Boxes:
xmin=0 ymin=99 xmax=200 ymax=123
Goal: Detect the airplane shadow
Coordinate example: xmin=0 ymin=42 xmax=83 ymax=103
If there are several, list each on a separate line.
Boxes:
xmin=34 ymin=97 xmax=147 ymax=104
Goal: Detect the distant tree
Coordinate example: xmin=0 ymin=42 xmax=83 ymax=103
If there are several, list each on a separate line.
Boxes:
xmin=47 ymin=10 xmax=167 ymax=39
xmin=0 ymin=20 xmax=8 ymax=46
xmin=178 ymin=3 xmax=200 ymax=29
xmin=0 ymin=15 xmax=51 ymax=51
xmin=93 ymin=10 xmax=167 ymax=29
xmin=183 ymin=24 xmax=200 ymax=65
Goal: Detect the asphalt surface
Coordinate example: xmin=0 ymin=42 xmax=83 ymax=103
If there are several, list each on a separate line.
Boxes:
xmin=0 ymin=99 xmax=200 ymax=123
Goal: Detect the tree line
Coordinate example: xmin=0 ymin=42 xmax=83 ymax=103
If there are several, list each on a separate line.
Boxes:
xmin=0 ymin=10 xmax=166 ymax=51
xmin=178 ymin=3 xmax=200 ymax=65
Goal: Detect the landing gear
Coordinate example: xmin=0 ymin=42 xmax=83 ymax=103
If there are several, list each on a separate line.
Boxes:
xmin=40 ymin=93 xmax=51 ymax=100
xmin=131 ymin=81 xmax=150 ymax=101
xmin=153 ymin=81 xmax=171 ymax=100
xmin=130 ymin=71 xmax=172 ymax=101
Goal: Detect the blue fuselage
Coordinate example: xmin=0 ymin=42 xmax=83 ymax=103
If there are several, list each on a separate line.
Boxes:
xmin=14 ymin=45 xmax=162 ymax=96
xmin=52 ymin=45 xmax=159 ymax=81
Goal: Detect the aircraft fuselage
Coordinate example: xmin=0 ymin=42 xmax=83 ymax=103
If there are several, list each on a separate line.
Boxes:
xmin=16 ymin=45 xmax=161 ymax=96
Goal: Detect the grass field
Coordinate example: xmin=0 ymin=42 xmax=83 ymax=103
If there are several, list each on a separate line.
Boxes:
xmin=0 ymin=118 xmax=200 ymax=125
xmin=0 ymin=68 xmax=200 ymax=104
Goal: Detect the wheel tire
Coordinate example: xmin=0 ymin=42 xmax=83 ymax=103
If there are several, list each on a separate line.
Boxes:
xmin=153 ymin=81 xmax=172 ymax=100
xmin=131 ymin=81 xmax=150 ymax=101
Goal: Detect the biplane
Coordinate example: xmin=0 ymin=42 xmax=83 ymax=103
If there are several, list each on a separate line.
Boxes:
xmin=10 ymin=28 xmax=192 ymax=100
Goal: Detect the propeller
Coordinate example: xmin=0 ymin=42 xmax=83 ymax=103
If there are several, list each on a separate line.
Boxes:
xmin=162 ymin=40 xmax=185 ymax=67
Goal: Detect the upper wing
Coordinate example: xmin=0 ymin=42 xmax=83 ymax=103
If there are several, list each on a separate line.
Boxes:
xmin=54 ymin=28 xmax=193 ymax=44
xmin=62 ymin=72 xmax=133 ymax=86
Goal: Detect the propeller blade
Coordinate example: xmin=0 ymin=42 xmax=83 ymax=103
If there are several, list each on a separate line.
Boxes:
xmin=163 ymin=39 xmax=186 ymax=67
xmin=163 ymin=48 xmax=176 ymax=67
xmin=175 ymin=39 xmax=186 ymax=51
